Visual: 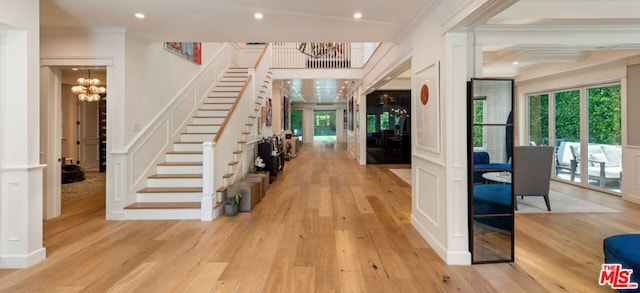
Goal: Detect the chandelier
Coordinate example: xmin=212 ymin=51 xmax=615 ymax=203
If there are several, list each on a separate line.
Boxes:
xmin=71 ymin=69 xmax=106 ymax=102
xmin=298 ymin=42 xmax=337 ymax=59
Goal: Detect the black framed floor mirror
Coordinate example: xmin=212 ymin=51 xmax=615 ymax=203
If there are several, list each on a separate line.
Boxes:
xmin=467 ymin=78 xmax=515 ymax=264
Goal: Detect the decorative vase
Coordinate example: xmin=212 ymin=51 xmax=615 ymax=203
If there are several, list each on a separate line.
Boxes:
xmin=224 ymin=202 xmax=238 ymax=216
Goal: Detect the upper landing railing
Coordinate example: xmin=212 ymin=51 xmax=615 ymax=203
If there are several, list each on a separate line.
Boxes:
xmin=271 ymin=42 xmax=379 ymax=69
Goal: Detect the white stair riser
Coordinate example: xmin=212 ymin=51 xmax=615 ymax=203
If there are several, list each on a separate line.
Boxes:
xmin=173 ymin=143 xmax=202 ymax=152
xmin=209 ymin=92 xmax=239 ymax=98
xmin=218 ymin=80 xmax=245 ymax=85
xmin=206 ymin=97 xmax=236 ymax=104
xmin=200 ymin=103 xmax=232 ymax=110
xmin=214 ymin=86 xmax=243 ymax=92
xmin=180 ymin=133 xmax=215 ymax=142
xmin=137 ymin=193 xmax=202 ymax=203
xmin=166 ymin=153 xmax=203 ymax=162
xmin=147 ymin=178 xmax=203 ymax=188
xmin=157 ymin=165 xmax=202 ymax=174
xmin=220 ymin=77 xmax=246 ymax=83
xmin=192 ymin=117 xmax=225 ymax=124
xmin=198 ymin=109 xmax=228 ymax=116
xmin=187 ymin=125 xmax=221 ymax=133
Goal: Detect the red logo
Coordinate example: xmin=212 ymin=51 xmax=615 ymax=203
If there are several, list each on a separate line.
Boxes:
xmin=599 ymin=264 xmax=638 ymax=289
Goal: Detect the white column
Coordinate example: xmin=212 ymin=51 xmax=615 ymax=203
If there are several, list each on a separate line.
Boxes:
xmin=444 ymin=32 xmax=474 ymax=265
xmin=0 ymin=25 xmax=46 ymax=268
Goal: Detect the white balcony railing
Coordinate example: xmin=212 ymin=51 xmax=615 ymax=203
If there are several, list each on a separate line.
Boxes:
xmin=271 ymin=42 xmax=379 ymax=69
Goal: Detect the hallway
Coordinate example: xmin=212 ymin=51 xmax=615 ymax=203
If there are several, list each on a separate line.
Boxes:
xmin=0 ymin=142 xmax=637 ymax=292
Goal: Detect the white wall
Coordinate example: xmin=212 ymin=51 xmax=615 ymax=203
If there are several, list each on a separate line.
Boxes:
xmin=124 ymin=36 xmax=223 ymax=145
xmin=0 ymin=0 xmax=46 ymax=268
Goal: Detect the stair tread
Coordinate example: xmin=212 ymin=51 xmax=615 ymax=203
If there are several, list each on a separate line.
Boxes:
xmin=241 ymin=132 xmax=250 ymax=135
xmin=173 ymin=141 xmax=201 ymax=144
xmin=222 ymin=173 xmax=235 ymax=178
xmin=187 ymin=124 xmax=222 ymax=126
xmin=193 ymin=115 xmax=226 ymax=118
xmin=125 ymin=202 xmax=201 ymax=209
xmin=217 ymin=187 xmax=227 ymax=192
xmin=148 ymin=174 xmax=202 ymax=179
xmin=158 ymin=162 xmax=203 ymax=166
xmin=228 ymin=161 xmax=239 ymax=166
xmin=203 ymin=102 xmax=234 ymax=104
xmin=137 ymin=187 xmax=202 ymax=193
xmin=181 ymin=132 xmax=217 ymax=135
xmin=166 ymin=151 xmax=203 ymax=154
xmin=233 ymin=150 xmax=243 ymax=154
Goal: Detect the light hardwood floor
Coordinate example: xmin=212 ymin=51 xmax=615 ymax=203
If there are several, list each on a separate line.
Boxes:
xmin=1 ymin=142 xmax=637 ymax=292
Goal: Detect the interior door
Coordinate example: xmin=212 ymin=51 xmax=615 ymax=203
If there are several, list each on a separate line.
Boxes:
xmin=78 ymin=101 xmax=100 ymax=171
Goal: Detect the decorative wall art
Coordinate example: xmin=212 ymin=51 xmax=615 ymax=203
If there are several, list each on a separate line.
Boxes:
xmin=415 ymin=61 xmax=441 ymax=153
xmin=164 ymin=42 xmax=202 ymax=65
xmin=265 ymin=98 xmax=273 ymax=126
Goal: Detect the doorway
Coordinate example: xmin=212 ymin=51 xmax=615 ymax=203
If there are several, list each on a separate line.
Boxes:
xmin=60 ymin=67 xmax=107 ymax=202
xmin=41 ymin=64 xmax=109 ymax=219
xmin=313 ymin=110 xmax=336 ymax=142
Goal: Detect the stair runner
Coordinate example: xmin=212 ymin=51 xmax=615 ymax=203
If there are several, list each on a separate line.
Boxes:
xmin=125 ymin=67 xmax=251 ymax=211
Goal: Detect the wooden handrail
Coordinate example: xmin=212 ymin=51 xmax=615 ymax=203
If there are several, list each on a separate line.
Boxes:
xmin=253 ymin=43 xmax=270 ymax=69
xmin=214 ymin=75 xmax=253 ymax=143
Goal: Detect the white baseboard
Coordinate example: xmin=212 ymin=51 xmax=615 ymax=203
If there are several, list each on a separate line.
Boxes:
xmin=0 ymin=247 xmax=46 ymax=269
xmin=411 ymin=215 xmax=471 ymax=265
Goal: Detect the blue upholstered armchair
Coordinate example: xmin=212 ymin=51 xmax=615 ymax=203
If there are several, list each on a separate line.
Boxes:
xmin=472 ymin=151 xmax=511 ymax=183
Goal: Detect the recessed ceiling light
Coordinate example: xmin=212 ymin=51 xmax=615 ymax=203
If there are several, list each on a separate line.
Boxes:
xmin=513 ymin=61 xmax=519 ymax=65
xmin=71 ymin=68 xmax=78 ymax=71
xmin=254 ymin=13 xmax=263 ymax=19
xmin=135 ymin=13 xmax=145 ymax=19
xmin=353 ymin=12 xmax=362 ymax=19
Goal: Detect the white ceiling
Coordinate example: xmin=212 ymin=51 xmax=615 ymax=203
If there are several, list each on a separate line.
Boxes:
xmin=41 ymin=0 xmax=640 ymax=100
xmin=479 ymin=0 xmax=640 ymax=77
xmin=279 ymin=79 xmax=356 ymax=104
xmin=40 ymin=0 xmax=431 ymax=42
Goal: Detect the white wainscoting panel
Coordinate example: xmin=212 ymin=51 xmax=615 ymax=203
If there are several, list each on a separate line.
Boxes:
xmin=415 ymin=166 xmax=440 ymax=227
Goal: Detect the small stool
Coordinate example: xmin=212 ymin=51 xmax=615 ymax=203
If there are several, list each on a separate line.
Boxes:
xmin=603 ymin=234 xmax=640 ymax=292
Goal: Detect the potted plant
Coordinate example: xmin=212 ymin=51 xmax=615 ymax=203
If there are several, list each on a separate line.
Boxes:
xmin=224 ymin=192 xmax=242 ymax=216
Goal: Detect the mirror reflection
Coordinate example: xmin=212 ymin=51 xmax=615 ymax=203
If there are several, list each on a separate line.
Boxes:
xmin=469 ymin=78 xmax=514 ymax=263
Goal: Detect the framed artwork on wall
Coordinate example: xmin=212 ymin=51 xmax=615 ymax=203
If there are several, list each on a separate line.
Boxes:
xmin=265 ymin=98 xmax=273 ymax=126
xmin=164 ymin=42 xmax=202 ymax=65
xmin=414 ymin=61 xmax=441 ymax=154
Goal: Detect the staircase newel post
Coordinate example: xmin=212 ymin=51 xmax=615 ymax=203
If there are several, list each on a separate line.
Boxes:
xmin=201 ymin=141 xmax=215 ymax=221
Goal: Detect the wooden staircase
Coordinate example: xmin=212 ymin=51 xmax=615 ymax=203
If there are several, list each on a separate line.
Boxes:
xmin=124 ymin=67 xmax=253 ymax=218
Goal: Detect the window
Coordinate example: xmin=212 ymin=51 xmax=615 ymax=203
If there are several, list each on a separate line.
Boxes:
xmin=380 ymin=112 xmax=390 ymax=130
xmin=472 ymin=99 xmax=485 ymax=148
xmin=527 ymin=84 xmax=622 ymax=193
xmin=587 ymin=85 xmax=621 ymax=145
xmin=527 ymin=94 xmax=549 ymax=146
xmin=291 ymin=110 xmax=303 ymax=137
xmin=313 ymin=110 xmax=336 ymax=136
xmin=366 ymin=114 xmax=377 ymax=133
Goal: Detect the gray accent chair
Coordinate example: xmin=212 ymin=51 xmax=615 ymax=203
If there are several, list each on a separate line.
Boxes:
xmin=514 ymin=146 xmax=554 ymax=211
